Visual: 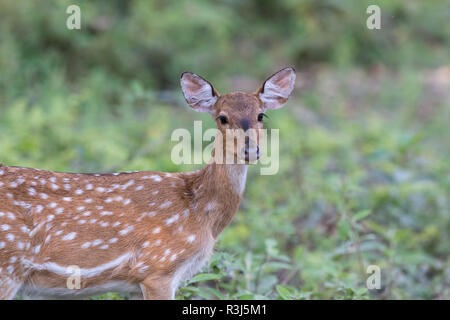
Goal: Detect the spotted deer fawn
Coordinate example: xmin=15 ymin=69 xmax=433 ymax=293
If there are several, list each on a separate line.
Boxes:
xmin=0 ymin=67 xmax=295 ymax=299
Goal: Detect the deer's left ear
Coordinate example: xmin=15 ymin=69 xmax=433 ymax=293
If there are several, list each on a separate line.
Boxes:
xmin=256 ymin=67 xmax=296 ymax=110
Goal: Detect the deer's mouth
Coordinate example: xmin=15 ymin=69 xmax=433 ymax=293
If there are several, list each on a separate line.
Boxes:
xmin=244 ymin=145 xmax=260 ymax=162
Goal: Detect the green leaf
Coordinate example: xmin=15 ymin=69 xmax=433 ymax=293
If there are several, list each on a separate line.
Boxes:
xmin=187 ymin=273 xmax=222 ymax=284
xmin=353 ymin=210 xmax=372 ymax=222
xmin=276 ymin=285 xmax=292 ymax=300
xmin=205 ymin=287 xmax=225 ymax=300
xmin=356 ymin=288 xmax=368 ymax=296
xmin=238 ymin=294 xmax=256 ymax=300
xmin=337 ymin=218 xmax=351 ymax=240
xmin=266 ymin=261 xmax=293 ymax=270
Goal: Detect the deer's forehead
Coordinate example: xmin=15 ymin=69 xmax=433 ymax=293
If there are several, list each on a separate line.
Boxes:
xmin=217 ymin=93 xmax=261 ymax=116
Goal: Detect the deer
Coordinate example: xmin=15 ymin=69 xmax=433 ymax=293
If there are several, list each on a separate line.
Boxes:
xmin=0 ymin=67 xmax=295 ymax=299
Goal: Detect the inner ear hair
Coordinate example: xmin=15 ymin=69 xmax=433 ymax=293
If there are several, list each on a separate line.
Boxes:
xmin=255 ymin=67 xmax=296 ymax=110
xmin=180 ymin=72 xmax=220 ymax=113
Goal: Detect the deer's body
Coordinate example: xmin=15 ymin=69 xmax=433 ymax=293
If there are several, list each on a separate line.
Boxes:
xmin=0 ymin=67 xmax=295 ymax=299
xmin=0 ymin=163 xmax=245 ymax=299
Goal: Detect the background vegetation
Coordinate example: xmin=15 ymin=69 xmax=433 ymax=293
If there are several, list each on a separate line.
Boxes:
xmin=0 ymin=0 xmax=449 ymax=299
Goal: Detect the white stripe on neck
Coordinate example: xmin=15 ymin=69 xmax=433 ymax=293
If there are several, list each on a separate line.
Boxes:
xmin=225 ymin=164 xmax=248 ymax=196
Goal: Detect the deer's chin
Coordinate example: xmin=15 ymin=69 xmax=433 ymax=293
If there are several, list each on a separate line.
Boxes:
xmin=237 ymin=152 xmax=259 ymax=164
xmin=246 ymin=157 xmax=259 ymax=165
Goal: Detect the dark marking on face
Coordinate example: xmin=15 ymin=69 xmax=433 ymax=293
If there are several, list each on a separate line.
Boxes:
xmin=240 ymin=119 xmax=250 ymax=132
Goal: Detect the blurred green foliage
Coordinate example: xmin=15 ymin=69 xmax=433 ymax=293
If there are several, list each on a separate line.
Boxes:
xmin=1 ymin=0 xmax=449 ymax=299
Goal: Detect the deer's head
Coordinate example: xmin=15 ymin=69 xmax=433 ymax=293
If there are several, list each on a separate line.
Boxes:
xmin=181 ymin=67 xmax=296 ymax=164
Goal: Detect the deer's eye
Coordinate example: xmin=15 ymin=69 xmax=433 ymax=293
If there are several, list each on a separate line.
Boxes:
xmin=257 ymin=113 xmax=267 ymax=122
xmin=216 ymin=115 xmax=228 ymax=125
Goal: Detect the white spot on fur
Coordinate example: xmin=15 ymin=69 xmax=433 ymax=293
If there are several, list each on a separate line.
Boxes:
xmin=121 ymin=180 xmax=135 ymax=190
xmin=165 ymin=214 xmax=179 ymax=225
xmin=152 ymin=227 xmax=161 ymax=234
xmin=204 ymin=201 xmax=217 ymax=212
xmin=119 ymin=226 xmax=134 ymax=235
xmin=81 ymin=242 xmax=91 ymax=249
xmin=90 ymin=239 xmax=102 ymax=247
xmin=32 ymin=245 xmax=41 ymax=254
xmin=62 ymin=232 xmax=77 ymax=241
xmin=159 ymin=200 xmax=172 ymax=209
xmin=150 ymin=175 xmax=162 ymax=182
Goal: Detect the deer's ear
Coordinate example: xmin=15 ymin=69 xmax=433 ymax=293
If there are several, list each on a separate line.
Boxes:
xmin=256 ymin=67 xmax=296 ymax=110
xmin=180 ymin=72 xmax=219 ymax=114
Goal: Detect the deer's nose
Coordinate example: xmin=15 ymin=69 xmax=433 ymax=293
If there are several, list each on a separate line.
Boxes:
xmin=240 ymin=119 xmax=250 ymax=132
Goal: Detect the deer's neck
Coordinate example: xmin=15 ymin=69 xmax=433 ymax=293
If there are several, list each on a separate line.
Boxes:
xmin=192 ymin=162 xmax=248 ymax=238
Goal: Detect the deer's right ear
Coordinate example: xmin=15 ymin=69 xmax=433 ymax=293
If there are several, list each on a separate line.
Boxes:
xmin=180 ymin=72 xmax=219 ymax=114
